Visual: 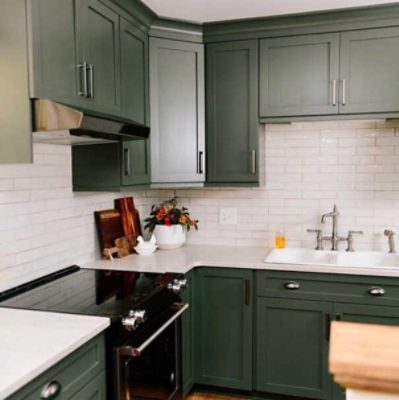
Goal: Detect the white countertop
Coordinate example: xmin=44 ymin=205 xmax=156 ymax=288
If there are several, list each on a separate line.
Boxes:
xmin=0 ymin=308 xmax=109 ymax=400
xmin=83 ymin=244 xmax=399 ymax=277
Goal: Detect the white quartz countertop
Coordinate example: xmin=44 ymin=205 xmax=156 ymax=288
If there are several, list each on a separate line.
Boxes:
xmin=0 ymin=308 xmax=109 ymax=400
xmin=83 ymin=244 xmax=399 ymax=277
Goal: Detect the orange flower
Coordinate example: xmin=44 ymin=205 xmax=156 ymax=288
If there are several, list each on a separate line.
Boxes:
xmin=179 ymin=215 xmax=188 ymax=224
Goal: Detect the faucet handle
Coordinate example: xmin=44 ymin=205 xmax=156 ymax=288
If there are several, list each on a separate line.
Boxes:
xmin=384 ymin=229 xmax=395 ymax=237
xmin=307 ymin=229 xmax=323 ymax=250
xmin=343 ymin=230 xmax=363 ymax=252
xmin=349 ymin=230 xmax=363 ymax=236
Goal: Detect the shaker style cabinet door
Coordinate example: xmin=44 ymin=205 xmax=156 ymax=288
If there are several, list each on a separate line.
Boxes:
xmin=259 ymin=33 xmax=340 ymax=118
xmin=206 ymin=40 xmax=259 ymax=184
xmin=75 ymin=0 xmax=121 ymax=116
xmin=194 ymin=268 xmax=253 ymax=390
xmin=120 ymin=18 xmax=148 ymax=124
xmin=28 ymin=0 xmax=78 ymax=105
xmin=255 ymin=297 xmax=333 ymax=399
xmin=150 ymin=38 xmax=205 ymax=184
xmin=339 ymin=27 xmax=399 ymax=114
xmin=121 ymin=140 xmax=150 ymax=186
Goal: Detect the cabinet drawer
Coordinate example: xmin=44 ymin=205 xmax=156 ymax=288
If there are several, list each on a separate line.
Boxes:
xmin=256 ymin=270 xmax=399 ymax=306
xmin=10 ymin=334 xmax=105 ymax=400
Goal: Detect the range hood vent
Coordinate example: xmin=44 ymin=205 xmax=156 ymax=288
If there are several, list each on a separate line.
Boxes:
xmin=32 ymin=99 xmax=150 ymax=145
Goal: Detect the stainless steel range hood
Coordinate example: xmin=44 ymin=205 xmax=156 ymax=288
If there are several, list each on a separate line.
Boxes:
xmin=32 ymin=99 xmax=150 ymax=145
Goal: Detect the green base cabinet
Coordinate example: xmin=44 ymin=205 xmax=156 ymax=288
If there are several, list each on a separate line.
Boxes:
xmin=72 ymin=140 xmax=150 ymax=191
xmin=255 ymin=298 xmax=332 ymax=399
xmin=9 ymin=334 xmax=106 ymax=400
xmin=182 ymin=270 xmax=195 ymax=397
xmin=194 ymin=268 xmax=253 ymax=391
xmin=206 ymin=41 xmax=259 ymax=185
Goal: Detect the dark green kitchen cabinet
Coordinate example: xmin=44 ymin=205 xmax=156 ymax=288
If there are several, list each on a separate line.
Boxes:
xmin=28 ymin=0 xmax=77 ymax=105
xmin=120 ymin=18 xmax=149 ymax=124
xmin=194 ymin=268 xmax=253 ymax=390
xmin=255 ymin=297 xmax=332 ymax=399
xmin=9 ymin=334 xmax=106 ymax=400
xmin=339 ymin=27 xmax=399 ymax=115
xmin=72 ymin=140 xmax=150 ymax=191
xmin=75 ymin=0 xmax=121 ymax=115
xmin=206 ymin=40 xmax=259 ymax=185
xmin=181 ymin=270 xmax=194 ymax=397
xmin=259 ymin=33 xmax=340 ymax=118
xmin=150 ymin=38 xmax=205 ymax=184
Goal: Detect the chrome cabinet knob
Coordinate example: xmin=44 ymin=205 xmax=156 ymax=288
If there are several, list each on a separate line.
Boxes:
xmin=168 ymin=279 xmax=188 ymax=294
xmin=284 ymin=281 xmax=300 ymax=290
xmin=40 ymin=381 xmax=61 ymax=399
xmin=122 ymin=309 xmax=146 ymax=331
xmin=368 ymin=287 xmax=385 ymax=296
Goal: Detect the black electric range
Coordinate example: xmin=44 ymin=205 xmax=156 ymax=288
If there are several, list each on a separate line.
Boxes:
xmin=0 ymin=266 xmax=188 ymax=400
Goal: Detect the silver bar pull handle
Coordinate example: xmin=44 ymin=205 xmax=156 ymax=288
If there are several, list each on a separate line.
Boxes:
xmin=88 ymin=64 xmax=94 ymax=98
xmin=120 ymin=303 xmax=189 ymax=358
xmin=332 ymin=79 xmax=337 ymax=106
xmin=78 ymin=62 xmax=88 ymax=97
xmin=124 ymin=148 xmax=131 ymax=176
xmin=251 ymin=149 xmax=256 ymax=175
xmin=342 ymin=79 xmax=346 ymax=106
xmin=198 ymin=151 xmax=204 ymax=174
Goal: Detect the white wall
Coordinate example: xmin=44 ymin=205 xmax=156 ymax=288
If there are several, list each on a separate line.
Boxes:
xmin=1 ymin=119 xmax=399 ymax=290
xmin=154 ymin=119 xmax=399 ymax=251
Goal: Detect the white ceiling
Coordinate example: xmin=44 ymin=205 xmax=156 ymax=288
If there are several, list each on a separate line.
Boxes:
xmin=141 ymin=0 xmax=399 ymax=23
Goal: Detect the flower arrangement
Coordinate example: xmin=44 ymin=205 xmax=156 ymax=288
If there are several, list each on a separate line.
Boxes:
xmin=144 ymin=197 xmax=198 ymax=232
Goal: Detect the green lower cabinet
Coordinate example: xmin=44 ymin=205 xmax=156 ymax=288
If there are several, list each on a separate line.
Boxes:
xmin=255 ymin=297 xmax=332 ymax=399
xmin=332 ymin=303 xmax=399 ymax=400
xmin=194 ymin=268 xmax=253 ymax=390
xmin=9 ymin=334 xmax=105 ymax=400
xmin=72 ymin=140 xmax=150 ymax=191
xmin=181 ymin=270 xmax=195 ymax=397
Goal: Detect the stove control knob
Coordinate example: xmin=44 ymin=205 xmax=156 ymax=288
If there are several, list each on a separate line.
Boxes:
xmin=167 ymin=279 xmax=188 ymax=294
xmin=122 ymin=309 xmax=146 ymax=331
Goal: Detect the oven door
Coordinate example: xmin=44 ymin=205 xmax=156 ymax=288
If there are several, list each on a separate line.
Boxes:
xmin=115 ymin=302 xmax=189 ymax=400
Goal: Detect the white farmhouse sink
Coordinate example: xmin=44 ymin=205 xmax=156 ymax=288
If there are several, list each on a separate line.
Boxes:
xmin=264 ymin=248 xmax=399 ymax=269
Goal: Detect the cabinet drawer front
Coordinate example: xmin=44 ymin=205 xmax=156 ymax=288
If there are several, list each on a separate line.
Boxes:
xmin=10 ymin=334 xmax=105 ymax=400
xmin=257 ymin=270 xmax=399 ymax=306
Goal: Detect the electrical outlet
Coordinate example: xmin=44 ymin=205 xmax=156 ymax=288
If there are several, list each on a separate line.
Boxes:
xmin=219 ymin=207 xmax=238 ymax=225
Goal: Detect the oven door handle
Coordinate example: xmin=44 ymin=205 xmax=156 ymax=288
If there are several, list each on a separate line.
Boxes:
xmin=119 ymin=302 xmax=189 ymax=357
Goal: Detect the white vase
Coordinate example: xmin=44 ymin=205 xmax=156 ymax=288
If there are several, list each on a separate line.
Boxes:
xmin=153 ymin=225 xmax=186 ymax=250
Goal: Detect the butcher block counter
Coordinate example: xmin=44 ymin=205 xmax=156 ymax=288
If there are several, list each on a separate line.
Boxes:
xmin=330 ymin=321 xmax=399 ymax=400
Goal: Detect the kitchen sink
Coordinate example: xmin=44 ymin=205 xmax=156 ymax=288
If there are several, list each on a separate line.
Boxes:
xmin=264 ymin=248 xmax=399 ymax=269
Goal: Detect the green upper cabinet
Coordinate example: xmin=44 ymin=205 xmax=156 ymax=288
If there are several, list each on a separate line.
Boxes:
xmin=149 ymin=38 xmax=205 ymax=184
xmin=255 ymin=297 xmax=333 ymax=399
xmin=27 ymin=0 xmax=77 ymax=105
xmin=75 ymin=0 xmax=121 ymax=115
xmin=120 ymin=17 xmax=148 ymax=124
xmin=194 ymin=268 xmax=253 ymax=391
xmin=206 ymin=40 xmax=259 ymax=184
xmin=72 ymin=139 xmax=150 ymax=191
xmin=339 ymin=27 xmax=399 ymax=114
xmin=259 ymin=33 xmax=340 ymax=118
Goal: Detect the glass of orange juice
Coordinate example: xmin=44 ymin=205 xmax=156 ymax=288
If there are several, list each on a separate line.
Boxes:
xmin=275 ymin=229 xmax=286 ymax=249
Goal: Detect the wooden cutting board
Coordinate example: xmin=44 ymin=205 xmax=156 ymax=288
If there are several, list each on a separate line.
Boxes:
xmin=94 ymin=209 xmax=124 ymax=250
xmin=114 ymin=197 xmax=142 ymax=241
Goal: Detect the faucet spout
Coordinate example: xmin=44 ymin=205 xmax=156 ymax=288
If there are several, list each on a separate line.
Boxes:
xmin=321 ymin=204 xmax=340 ymax=251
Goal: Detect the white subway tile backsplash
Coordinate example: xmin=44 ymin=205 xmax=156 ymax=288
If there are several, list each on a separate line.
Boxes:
xmin=2 ymin=119 xmax=399 ymax=290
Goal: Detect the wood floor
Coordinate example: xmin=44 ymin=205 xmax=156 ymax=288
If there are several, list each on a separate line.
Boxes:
xmin=187 ymin=391 xmax=249 ymax=400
